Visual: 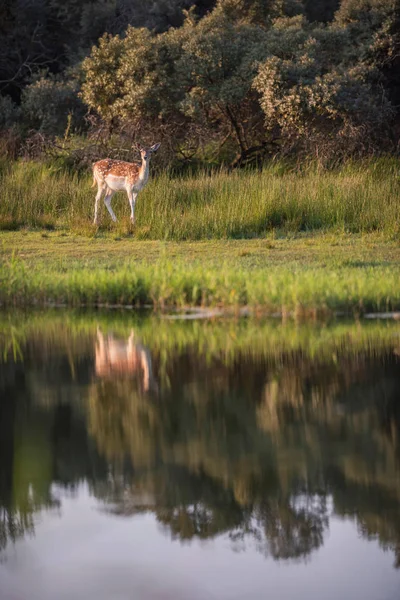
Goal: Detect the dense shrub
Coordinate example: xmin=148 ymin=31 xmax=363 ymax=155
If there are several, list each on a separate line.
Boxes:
xmin=0 ymin=0 xmax=399 ymax=165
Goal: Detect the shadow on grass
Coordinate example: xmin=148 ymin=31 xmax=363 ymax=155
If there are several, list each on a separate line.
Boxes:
xmin=0 ymin=218 xmax=56 ymax=231
xmin=342 ymin=260 xmax=392 ymax=268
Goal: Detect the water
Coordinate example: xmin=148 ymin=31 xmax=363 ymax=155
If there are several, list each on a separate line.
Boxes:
xmin=1 ymin=311 xmax=400 ymax=600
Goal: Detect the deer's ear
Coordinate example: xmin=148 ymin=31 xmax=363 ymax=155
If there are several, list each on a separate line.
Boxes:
xmin=150 ymin=142 xmax=161 ymax=152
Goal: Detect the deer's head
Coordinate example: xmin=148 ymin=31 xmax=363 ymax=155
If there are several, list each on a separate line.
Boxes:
xmin=138 ymin=143 xmax=161 ymax=162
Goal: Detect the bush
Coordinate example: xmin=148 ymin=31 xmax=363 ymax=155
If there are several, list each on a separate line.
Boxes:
xmin=21 ymin=71 xmax=86 ymax=136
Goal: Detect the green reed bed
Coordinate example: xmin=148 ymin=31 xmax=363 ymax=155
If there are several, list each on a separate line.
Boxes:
xmin=0 ymin=158 xmax=400 ymax=238
xmin=1 ymin=251 xmax=400 ymax=314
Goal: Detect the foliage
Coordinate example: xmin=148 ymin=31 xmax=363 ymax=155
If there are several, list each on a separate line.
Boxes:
xmin=80 ymin=0 xmax=399 ymax=163
xmin=21 ymin=70 xmax=86 ymax=136
xmin=253 ymin=12 xmax=395 ymax=160
xmin=176 ymin=6 xmax=271 ymax=162
xmin=81 ymin=8 xmax=271 ymax=162
xmin=0 ymin=0 xmax=117 ymax=100
xmin=0 ymin=95 xmax=20 ymax=129
xmin=0 ymin=0 xmax=399 ymax=164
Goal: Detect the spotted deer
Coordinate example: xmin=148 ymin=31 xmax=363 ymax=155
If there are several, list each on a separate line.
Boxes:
xmin=92 ymin=143 xmax=161 ymax=225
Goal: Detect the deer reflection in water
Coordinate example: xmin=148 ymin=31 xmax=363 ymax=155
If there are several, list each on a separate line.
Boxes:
xmin=95 ymin=328 xmax=157 ymax=393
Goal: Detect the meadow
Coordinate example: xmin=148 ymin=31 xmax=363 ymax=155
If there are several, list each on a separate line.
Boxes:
xmin=1 ymin=231 xmax=400 ymax=314
xmin=1 ymin=158 xmax=400 ymax=313
xmin=0 ymin=158 xmax=400 ymax=238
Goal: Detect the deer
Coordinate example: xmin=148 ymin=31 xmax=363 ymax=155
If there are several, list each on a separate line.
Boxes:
xmin=92 ymin=143 xmax=161 ymax=225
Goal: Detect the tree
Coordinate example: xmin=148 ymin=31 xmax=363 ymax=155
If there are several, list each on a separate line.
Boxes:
xmin=216 ymin=0 xmax=304 ymax=24
xmin=176 ymin=6 xmax=271 ymax=163
xmin=82 ymin=6 xmax=271 ymax=164
xmin=81 ymin=25 xmax=192 ymax=153
xmin=0 ymin=0 xmax=117 ymax=102
xmin=253 ymin=14 xmax=395 ymax=160
xmin=336 ymin=0 xmax=400 ymax=135
xmin=21 ymin=67 xmax=85 ymax=136
xmin=1 ymin=0 xmax=399 ymax=162
xmin=0 ymin=95 xmax=20 ymax=129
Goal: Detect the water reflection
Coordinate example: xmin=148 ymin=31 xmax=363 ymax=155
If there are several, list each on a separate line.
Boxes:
xmin=0 ymin=313 xmax=400 ymax=574
xmin=95 ymin=328 xmax=157 ymax=393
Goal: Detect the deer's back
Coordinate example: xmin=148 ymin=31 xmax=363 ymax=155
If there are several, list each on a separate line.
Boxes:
xmin=93 ymin=159 xmax=140 ymax=181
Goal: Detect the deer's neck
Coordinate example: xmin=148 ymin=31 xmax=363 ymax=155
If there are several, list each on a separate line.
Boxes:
xmin=138 ymin=159 xmax=149 ymax=187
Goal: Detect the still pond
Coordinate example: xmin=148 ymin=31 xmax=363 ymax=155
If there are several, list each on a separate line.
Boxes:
xmin=1 ymin=311 xmax=400 ymax=600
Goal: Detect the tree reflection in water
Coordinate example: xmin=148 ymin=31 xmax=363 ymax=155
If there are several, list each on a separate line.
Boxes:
xmin=0 ymin=315 xmax=400 ymax=566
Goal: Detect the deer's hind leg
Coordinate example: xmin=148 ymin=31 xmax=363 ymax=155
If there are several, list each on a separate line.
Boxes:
xmin=93 ymin=180 xmax=106 ymax=225
xmin=104 ymin=188 xmax=117 ymax=222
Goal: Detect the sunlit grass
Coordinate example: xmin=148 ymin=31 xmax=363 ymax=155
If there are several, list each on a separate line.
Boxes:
xmin=1 ymin=249 xmax=400 ymax=313
xmin=1 ymin=158 xmax=400 ymax=238
xmin=1 ymin=157 xmax=400 ymax=311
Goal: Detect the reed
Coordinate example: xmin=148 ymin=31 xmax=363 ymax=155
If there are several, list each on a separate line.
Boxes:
xmin=1 ymin=251 xmax=400 ymax=313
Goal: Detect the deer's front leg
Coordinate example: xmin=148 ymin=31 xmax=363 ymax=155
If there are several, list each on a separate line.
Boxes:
xmin=128 ymin=190 xmax=138 ymax=224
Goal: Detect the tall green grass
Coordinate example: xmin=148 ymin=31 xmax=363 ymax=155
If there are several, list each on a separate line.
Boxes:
xmin=2 ymin=252 xmax=400 ymax=313
xmin=1 ymin=158 xmax=399 ymax=238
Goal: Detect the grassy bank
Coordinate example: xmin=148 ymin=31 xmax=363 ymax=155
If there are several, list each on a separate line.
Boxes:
xmin=0 ymin=158 xmax=400 ymax=238
xmin=1 ymin=232 xmax=400 ymax=313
